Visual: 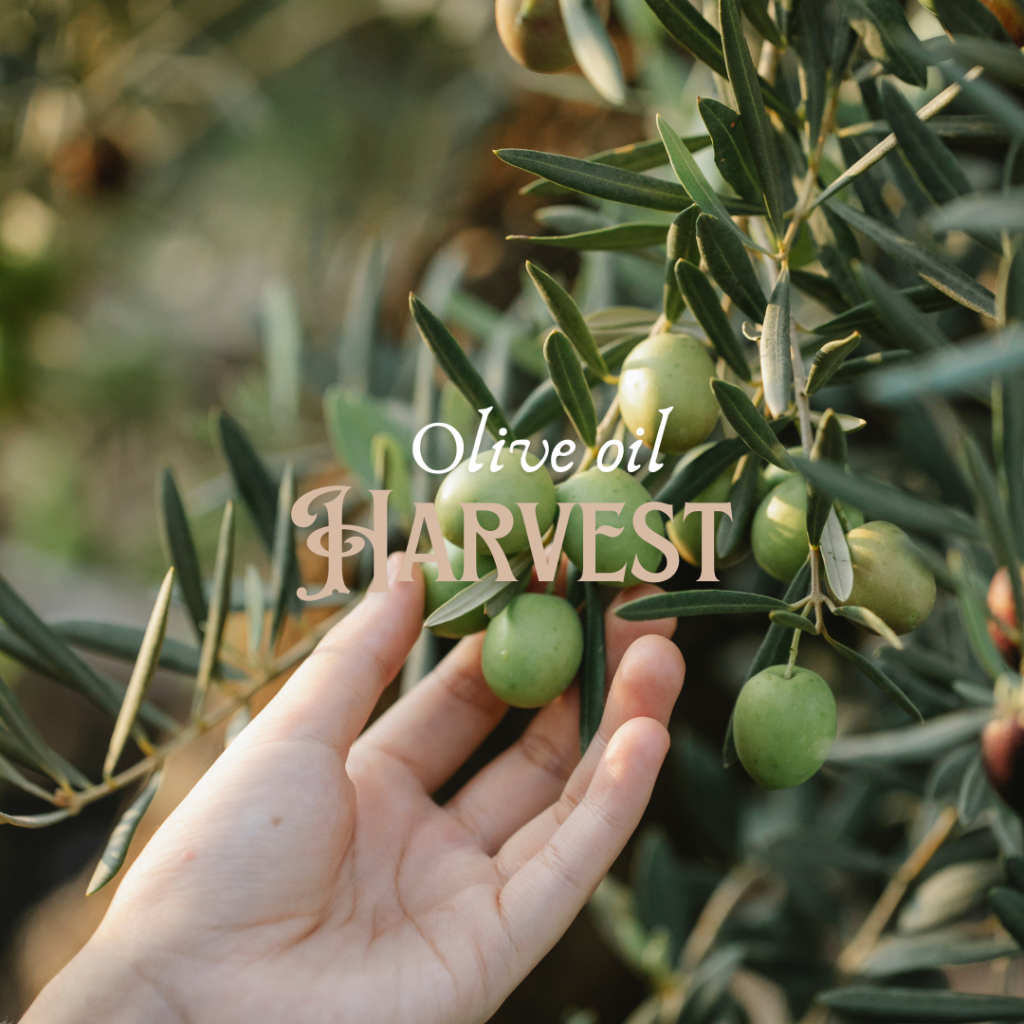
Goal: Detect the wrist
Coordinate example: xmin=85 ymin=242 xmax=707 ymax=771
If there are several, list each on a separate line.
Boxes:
xmin=22 ymin=935 xmax=184 ymax=1024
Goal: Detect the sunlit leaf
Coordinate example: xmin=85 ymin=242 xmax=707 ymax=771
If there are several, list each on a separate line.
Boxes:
xmin=664 ymin=208 xmax=700 ymax=322
xmin=833 ymin=604 xmax=903 ymax=650
xmin=760 ymin=268 xmax=791 ymax=417
xmin=559 ymin=0 xmax=626 ymax=105
xmin=616 ymin=589 xmax=791 ymax=619
xmin=712 ymin=380 xmax=795 ymax=470
xmin=193 ymin=502 xmax=235 ymax=720
xmin=86 ymin=771 xmax=163 ymax=895
xmin=544 ymin=330 xmax=598 ymax=447
xmin=528 ymin=262 xmax=609 ymax=376
xmin=424 ymin=550 xmax=534 ymax=629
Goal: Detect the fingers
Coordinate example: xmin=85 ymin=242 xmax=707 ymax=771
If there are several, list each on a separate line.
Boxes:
xmin=604 ymin=585 xmax=677 ymax=682
xmin=249 ymin=554 xmax=424 ymax=755
xmin=352 ymin=633 xmax=507 ymax=792
xmin=497 ymin=716 xmax=669 ymax=974
xmin=452 ymin=628 xmax=683 ymax=855
xmin=492 ymin=634 xmax=683 ymax=879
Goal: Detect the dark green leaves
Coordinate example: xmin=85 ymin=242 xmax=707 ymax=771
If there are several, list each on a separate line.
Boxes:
xmin=882 ymin=81 xmax=971 ymax=205
xmin=86 ymin=770 xmax=163 ymax=895
xmin=424 ymin=550 xmax=533 ymax=630
xmin=818 ymin=987 xmax=1024 ymax=1022
xmin=497 ymin=148 xmax=691 ymax=212
xmin=528 ymin=262 xmax=609 ymax=377
xmin=512 ymin=223 xmax=670 ymax=251
xmin=826 ymin=202 xmax=997 ymax=320
xmin=159 ymin=468 xmax=206 ymax=642
xmin=719 ymin=0 xmax=783 ymax=230
xmin=409 ymin=294 xmax=514 ymax=440
xmin=806 ymin=333 xmax=861 ymax=394
xmin=0 ymin=671 xmax=72 ymax=787
xmin=543 ymin=330 xmax=597 ymax=447
xmin=193 ymin=502 xmax=235 ymax=720
xmin=268 ymin=462 xmax=296 ymax=650
xmin=989 ymin=886 xmax=1024 ymax=946
xmin=855 ymin=262 xmax=941 ymax=355
xmin=748 ymin=561 xmax=813 ymax=677
xmin=931 ymin=0 xmax=1012 ymax=40
xmin=697 ymin=215 xmax=769 ymax=321
xmin=823 ymin=633 xmax=923 ymax=721
xmin=580 ymin=582 xmax=606 ymax=755
xmin=717 ymin=454 xmax=760 ymax=559
xmin=698 ymin=98 xmax=763 ymax=208
xmin=673 ymin=260 xmax=751 ymax=380
xmin=811 ymin=285 xmax=954 ymax=341
xmin=616 ymin=589 xmax=791 ymax=619
xmin=217 ymin=412 xmax=278 ymax=552
xmin=664 ymin=207 xmax=700 ymax=322
xmin=807 ymin=410 xmax=846 ymax=547
xmin=760 ymin=268 xmax=792 ymax=417
xmin=836 ymin=0 xmax=928 ymax=86
xmin=712 ymin=379 xmax=795 ymax=469
xmin=657 ymin=437 xmax=746 ymax=513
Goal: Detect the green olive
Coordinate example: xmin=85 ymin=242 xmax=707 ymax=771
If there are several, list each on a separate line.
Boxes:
xmin=495 ymin=0 xmax=611 ymax=73
xmin=751 ymin=475 xmax=864 ymax=583
xmin=435 ymin=447 xmax=556 ymax=555
xmin=556 ymin=467 xmax=665 ymax=587
xmin=837 ymin=521 xmax=936 ymax=635
xmin=482 ymin=593 xmax=584 ymax=707
xmin=757 ymin=447 xmax=803 ymax=500
xmin=733 ymin=665 xmax=837 ymax=790
xmin=665 ymin=443 xmax=747 ymax=568
xmin=617 ymin=333 xmax=720 ymax=455
xmin=422 ymin=540 xmax=495 ymax=639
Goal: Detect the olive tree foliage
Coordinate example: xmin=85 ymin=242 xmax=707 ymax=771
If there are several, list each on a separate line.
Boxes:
xmin=3 ymin=0 xmax=1024 ymax=1018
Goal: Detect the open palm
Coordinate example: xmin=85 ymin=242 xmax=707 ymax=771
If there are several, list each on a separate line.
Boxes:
xmin=27 ymin=557 xmax=684 ymax=1024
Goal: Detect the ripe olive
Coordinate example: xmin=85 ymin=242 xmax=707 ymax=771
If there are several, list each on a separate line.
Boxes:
xmin=435 ymin=447 xmax=556 ymax=555
xmin=617 ymin=332 xmax=719 ymax=454
xmin=482 ymin=593 xmax=584 ymax=707
xmin=751 ymin=475 xmax=864 ymax=583
xmin=665 ymin=443 xmax=747 ymax=568
xmin=733 ymin=665 xmax=837 ymax=790
xmin=495 ymin=0 xmax=611 ymax=74
xmin=422 ymin=540 xmax=495 ymax=639
xmin=556 ymin=467 xmax=665 ymax=587
xmin=838 ymin=521 xmax=936 ymax=636
xmin=977 ymin=0 xmax=1024 ymax=44
xmin=987 ymin=566 xmax=1022 ymax=661
xmin=983 ymin=712 xmax=1024 ymax=814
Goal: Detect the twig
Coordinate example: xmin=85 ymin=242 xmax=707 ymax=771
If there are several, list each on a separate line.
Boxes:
xmin=680 ymin=861 xmax=767 ymax=969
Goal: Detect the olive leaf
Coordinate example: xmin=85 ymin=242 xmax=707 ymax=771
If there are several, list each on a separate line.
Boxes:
xmin=559 ymin=0 xmax=626 ymax=105
xmin=511 ymin=223 xmax=670 ymax=252
xmin=836 ymin=0 xmax=927 ymax=86
xmin=711 ymin=380 xmax=795 ymax=470
xmin=719 ymin=0 xmax=783 ymax=230
xmin=957 ymin=752 xmax=990 ymax=825
xmin=696 ymin=213 xmax=770 ymax=320
xmin=989 ymin=886 xmax=1024 ymax=946
xmin=740 ymin=0 xmax=782 ymax=46
xmin=748 ymin=560 xmax=813 ymax=678
xmin=424 ymin=550 xmax=534 ymax=630
xmin=1003 ymin=367 xmax=1024 ymax=559
xmin=792 ymin=0 xmax=827 ymax=144
xmin=543 ymin=329 xmax=598 ymax=447
xmin=818 ymin=987 xmax=1024 ymax=1022
xmin=103 ymin=567 xmax=175 ymax=779
xmin=86 ymin=770 xmax=163 ymax=895
xmin=823 ymin=633 xmax=923 ymax=721
xmin=807 ymin=409 xmax=847 ymax=547
xmin=947 ymin=547 xmax=1009 ymax=680
xmin=790 ymin=269 xmax=851 ymax=314
xmin=930 ymin=0 xmax=1012 ymax=40
xmin=656 ymin=437 xmax=747 ymax=513
xmin=827 ymin=708 xmax=991 ymax=764
xmin=580 ymin=582 xmax=606 ymax=755
xmin=805 ymin=333 xmax=861 ymax=394
xmin=829 ymin=350 xmax=913 ymax=386
xmin=855 ymin=261 xmax=943 ymax=354
xmin=0 ymin=671 xmax=73 ymax=788
xmin=528 ymin=262 xmax=609 ymax=377
xmin=673 ymin=260 xmax=751 ymax=380
xmin=0 ymin=750 xmax=56 ymax=803
xmin=217 ymin=411 xmax=278 ymax=553
xmin=268 ymin=460 xmax=297 ymax=650
xmin=193 ymin=502 xmax=235 ymax=720
xmin=244 ymin=565 xmax=264 ymax=661
xmin=664 ymin=207 xmax=700 ymax=322
xmin=0 ymin=725 xmax=90 ymax=790
xmin=833 ymin=604 xmax=903 ymax=650
xmin=159 ymin=467 xmax=206 ymax=643
xmin=616 ymin=590 xmax=791 ymax=619
xmin=827 ymin=202 xmax=997 ymax=320
xmin=769 ymin=610 xmax=818 ymax=633
xmin=717 ymin=454 xmax=760 ymax=560
xmin=698 ymin=98 xmax=763 ymax=208
xmin=820 ymin=508 xmax=855 ymax=602
xmin=760 ymin=267 xmax=792 ymax=417
xmin=0 ymin=808 xmax=74 ymax=829
xmin=812 ymin=285 xmax=954 ymax=341
xmin=409 ymin=294 xmax=514 ymax=440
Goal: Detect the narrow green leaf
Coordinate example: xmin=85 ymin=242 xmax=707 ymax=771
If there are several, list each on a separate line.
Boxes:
xmin=559 ymin=0 xmax=626 ymax=104
xmin=372 ymin=433 xmax=412 ymax=530
xmin=824 ymin=633 xmax=923 ymax=721
xmin=957 ymin=752 xmax=990 ymax=824
xmin=836 ymin=0 xmax=928 ymax=86
xmin=748 ymin=561 xmax=813 ymax=678
xmin=268 ymin=461 xmax=296 ymax=650
xmin=811 ymin=285 xmax=954 ymax=340
xmin=528 ymin=262 xmax=609 ymax=377
xmin=793 ymin=458 xmax=981 ymax=538
xmin=103 ymin=568 xmax=175 ymax=779
xmin=833 ymin=604 xmax=904 ymax=650
xmin=740 ymin=0 xmax=782 ymax=45
xmin=424 ymin=550 xmax=533 ymax=629
xmin=931 ymin=0 xmax=1012 ymax=40
xmin=806 ymin=333 xmax=861 ymax=395
xmin=244 ymin=565 xmax=264 ymax=662
xmin=0 ymin=671 xmax=71 ymax=787
xmin=159 ymin=468 xmax=206 ymax=643
xmin=543 ymin=330 xmax=598 ymax=447
xmin=535 ymin=206 xmax=611 ymax=234
xmin=760 ymin=268 xmax=792 ymax=417
xmin=840 ymin=114 xmax=1009 ymax=142
xmin=827 ymin=201 xmax=997 ymax=320
xmin=712 ymin=379 xmax=795 ymax=470
xmin=664 ymin=208 xmax=700 ymax=322
xmin=943 ymin=59 xmax=1024 ymax=142
xmin=720 ymin=0 xmax=783 ymax=229
xmin=828 ymin=350 xmax=913 ymax=386
xmin=679 ymin=946 xmax=746 ymax=1024
xmin=717 ymin=454 xmax=761 ymax=559
xmin=616 ymin=590 xmax=791 ymax=619
xmin=818 ymin=986 xmax=1024 ymax=1022
xmin=323 ymin=388 xmax=412 ymax=494
xmin=0 ymin=750 xmax=56 ymax=803
xmin=790 ymin=269 xmax=851 ymax=314
xmin=989 ymin=886 xmax=1024 ymax=946
xmin=673 ymin=260 xmax=751 ymax=380
xmin=792 ymin=0 xmax=827 ymax=145
xmin=769 ymin=610 xmax=818 ymax=633
xmin=409 ymin=294 xmax=514 ymax=440
xmin=821 ymin=506 xmax=855 ymax=601
xmin=511 ymin=223 xmax=669 ymax=251
xmin=807 ymin=410 xmax=847 ymax=546
xmin=828 ymin=708 xmax=990 ymax=764
xmin=656 ymin=437 xmax=747 ymax=513
xmin=86 ymin=771 xmax=163 ymax=895
xmin=193 ymin=502 xmax=235 ymax=720
xmin=929 ymin=188 xmax=1024 ymax=235
xmin=856 ymin=262 xmax=942 ymax=356
xmin=698 ymin=98 xmax=764 ymax=208
xmin=0 ymin=724 xmax=90 ymax=790
xmin=580 ymin=581 xmax=606 ymax=755
xmin=697 ymin=214 xmax=769 ymax=322
xmin=882 ymin=80 xmax=971 ymax=205
xmin=523 ymin=138 xmax=672 ymax=197
xmin=217 ymin=412 xmax=277 ymax=552
xmin=948 ymin=547 xmax=1010 ymax=680
xmin=0 ymin=808 xmax=73 ymax=828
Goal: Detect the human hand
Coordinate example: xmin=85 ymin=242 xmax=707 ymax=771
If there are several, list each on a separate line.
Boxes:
xmin=25 ymin=555 xmax=684 ymax=1024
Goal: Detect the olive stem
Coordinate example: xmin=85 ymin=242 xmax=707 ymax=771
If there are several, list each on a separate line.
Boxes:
xmin=784 ymin=628 xmax=802 ymax=678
